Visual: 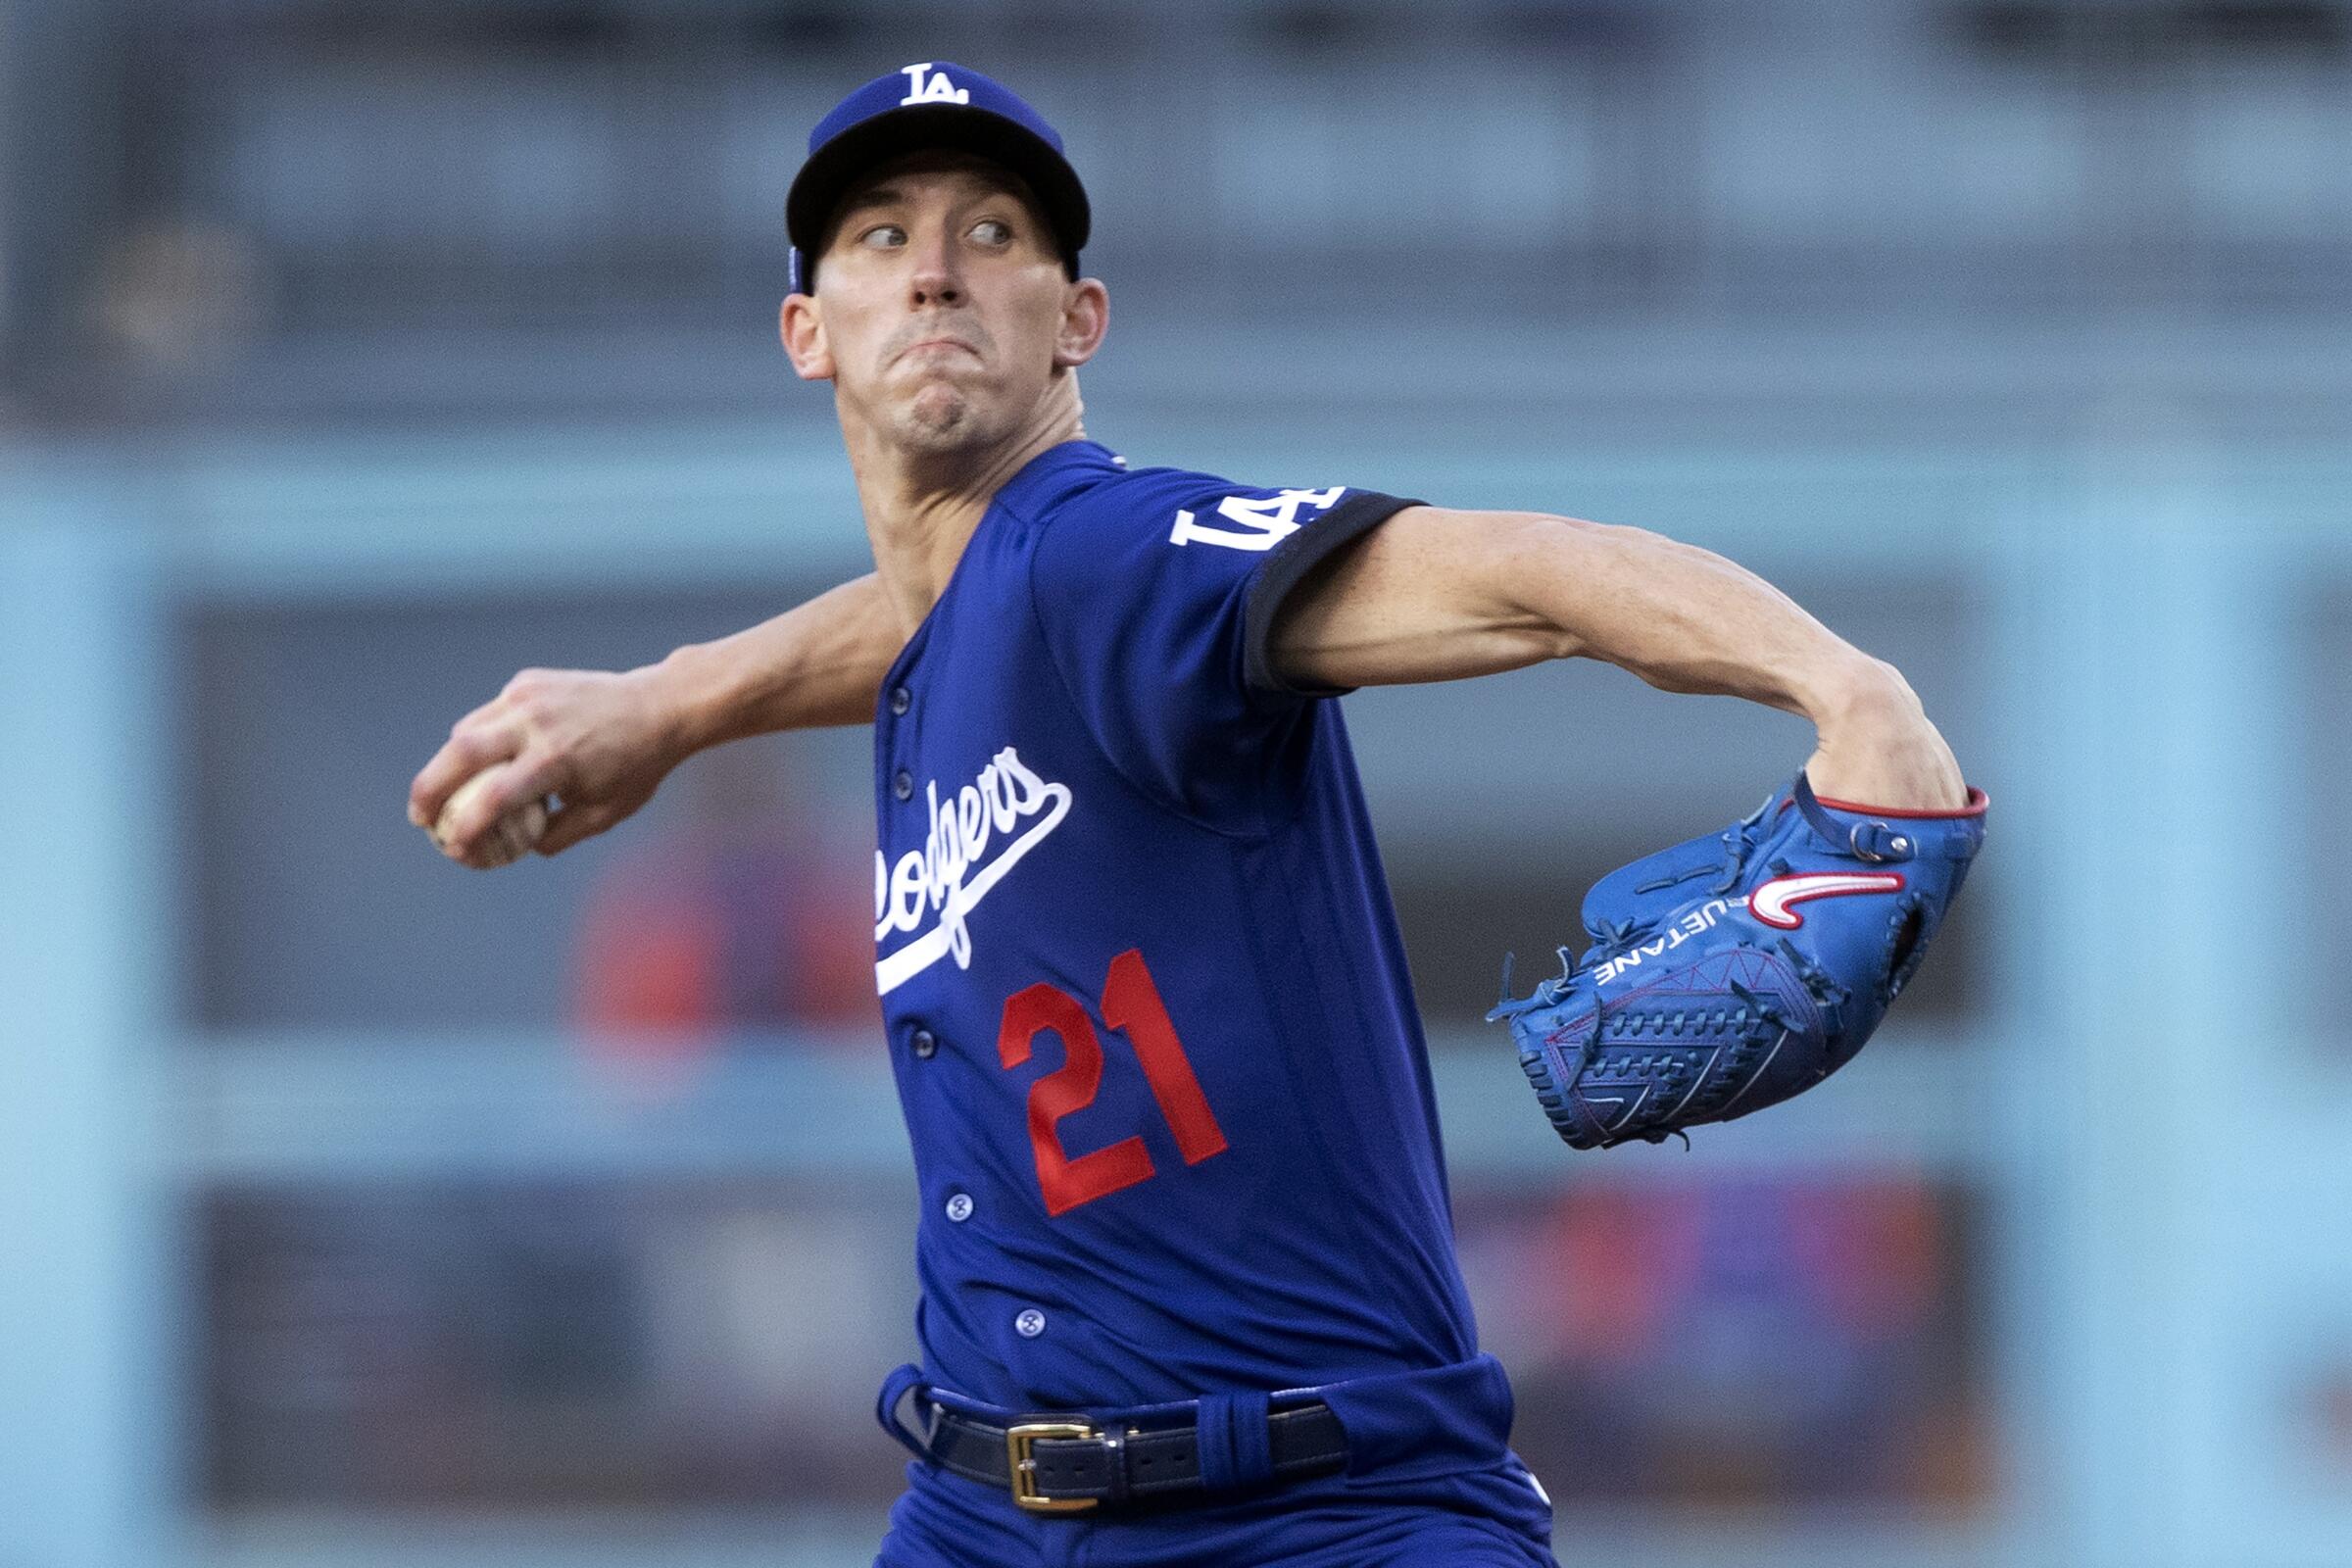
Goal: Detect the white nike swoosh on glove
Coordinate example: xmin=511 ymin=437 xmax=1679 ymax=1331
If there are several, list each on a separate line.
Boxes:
xmin=1747 ymin=872 xmax=1906 ymax=929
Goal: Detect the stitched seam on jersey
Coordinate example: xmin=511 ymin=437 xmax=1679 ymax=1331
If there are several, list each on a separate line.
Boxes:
xmin=1227 ymin=834 xmax=1402 ymax=1328
xmin=1307 ymin=822 xmax=1483 ymax=1355
xmin=1240 ymin=492 xmax=1425 ymax=701
xmin=1244 ymin=800 xmax=1480 ymax=1364
xmin=1016 ymin=481 xmax=1282 ymax=843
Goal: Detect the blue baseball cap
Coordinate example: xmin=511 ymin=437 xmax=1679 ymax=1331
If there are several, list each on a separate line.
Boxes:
xmin=786 ymin=62 xmax=1091 ymax=295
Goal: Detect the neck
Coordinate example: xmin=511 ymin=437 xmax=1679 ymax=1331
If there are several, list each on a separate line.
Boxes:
xmin=843 ymin=379 xmax=1087 ymax=637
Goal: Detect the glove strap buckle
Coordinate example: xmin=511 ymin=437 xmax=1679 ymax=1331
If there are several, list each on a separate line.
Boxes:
xmin=1847 ymin=821 xmax=1912 ymax=862
xmin=1791 ymin=772 xmax=1913 ymax=863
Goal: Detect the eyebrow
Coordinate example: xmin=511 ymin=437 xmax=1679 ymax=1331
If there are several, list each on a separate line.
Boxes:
xmin=834 ymin=173 xmax=1031 ymax=229
xmin=833 ymin=185 xmax=908 ymax=224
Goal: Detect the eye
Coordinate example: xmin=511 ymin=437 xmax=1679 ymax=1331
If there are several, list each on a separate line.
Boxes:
xmin=858 ymin=223 xmax=906 ymax=249
xmin=968 ymin=218 xmax=1013 ymax=246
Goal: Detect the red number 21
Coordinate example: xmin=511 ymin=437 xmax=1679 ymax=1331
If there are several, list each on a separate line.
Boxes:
xmin=996 ymin=949 xmax=1230 ymax=1216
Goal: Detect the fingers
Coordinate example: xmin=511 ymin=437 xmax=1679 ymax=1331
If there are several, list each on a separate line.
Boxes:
xmin=435 ymin=753 xmax=570 ymax=859
xmin=409 ymin=713 xmax=523 ymax=831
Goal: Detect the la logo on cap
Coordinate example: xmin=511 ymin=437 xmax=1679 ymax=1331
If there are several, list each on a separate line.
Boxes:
xmin=900 ymin=63 xmax=970 ymax=106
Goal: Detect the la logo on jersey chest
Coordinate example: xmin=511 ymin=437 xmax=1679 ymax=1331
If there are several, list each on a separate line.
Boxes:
xmin=900 ymin=63 xmax=970 ymax=105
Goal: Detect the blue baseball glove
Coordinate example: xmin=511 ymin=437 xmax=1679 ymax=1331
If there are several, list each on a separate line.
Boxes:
xmin=1488 ymin=772 xmax=1987 ymax=1150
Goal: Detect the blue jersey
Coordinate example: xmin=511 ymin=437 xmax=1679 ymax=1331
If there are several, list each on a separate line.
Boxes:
xmin=872 ymin=438 xmax=1476 ymax=1413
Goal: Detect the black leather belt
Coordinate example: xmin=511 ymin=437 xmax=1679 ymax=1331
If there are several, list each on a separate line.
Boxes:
xmin=920 ymin=1399 xmax=1349 ymax=1513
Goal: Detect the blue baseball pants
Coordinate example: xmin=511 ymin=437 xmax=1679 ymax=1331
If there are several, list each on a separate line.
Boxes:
xmin=872 ymin=1452 xmax=1558 ymax=1567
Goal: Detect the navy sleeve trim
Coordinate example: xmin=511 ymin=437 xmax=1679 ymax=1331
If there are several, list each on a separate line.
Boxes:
xmin=1242 ymin=491 xmax=1424 ymax=699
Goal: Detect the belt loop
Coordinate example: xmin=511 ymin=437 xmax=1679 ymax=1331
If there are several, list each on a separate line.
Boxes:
xmin=874 ymin=1362 xmax=936 ymax=1460
xmin=1099 ymin=1428 xmax=1131 ymax=1507
xmin=1193 ymin=1391 xmax=1272 ymax=1493
xmin=1228 ymin=1391 xmax=1272 ymax=1488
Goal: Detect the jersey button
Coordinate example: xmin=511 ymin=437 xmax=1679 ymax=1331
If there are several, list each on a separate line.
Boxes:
xmin=910 ymin=1027 xmax=937 ymax=1058
xmin=944 ymin=1192 xmax=973 ymax=1223
xmin=893 ymin=769 xmax=914 ymax=801
xmin=1013 ymin=1308 xmax=1047 ymax=1339
xmin=889 ymin=685 xmax=911 ymax=716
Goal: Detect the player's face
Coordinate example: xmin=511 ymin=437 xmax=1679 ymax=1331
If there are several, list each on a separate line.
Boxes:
xmin=783 ymin=154 xmax=1104 ymax=457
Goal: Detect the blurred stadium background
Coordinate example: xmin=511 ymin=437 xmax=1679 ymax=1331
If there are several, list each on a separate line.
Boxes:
xmin=4 ymin=0 xmax=2350 ymax=1564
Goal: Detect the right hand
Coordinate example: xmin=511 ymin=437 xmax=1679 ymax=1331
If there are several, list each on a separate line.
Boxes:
xmin=408 ymin=663 xmax=692 ymax=866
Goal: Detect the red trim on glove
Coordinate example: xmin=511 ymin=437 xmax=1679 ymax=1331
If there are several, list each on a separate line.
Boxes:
xmin=1802 ymin=785 xmax=1989 ymax=819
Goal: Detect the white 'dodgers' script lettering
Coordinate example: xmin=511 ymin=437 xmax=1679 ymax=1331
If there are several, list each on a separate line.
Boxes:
xmin=874 ymin=746 xmax=1072 ymax=995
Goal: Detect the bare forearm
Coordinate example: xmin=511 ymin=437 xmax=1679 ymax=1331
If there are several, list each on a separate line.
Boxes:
xmin=1512 ymin=514 xmax=1875 ymax=722
xmin=653 ymin=572 xmax=901 ymax=752
xmin=1275 ymin=506 xmax=1962 ymax=808
xmin=1509 ymin=514 xmax=1963 ymax=806
xmin=409 ymin=573 xmax=903 ymax=865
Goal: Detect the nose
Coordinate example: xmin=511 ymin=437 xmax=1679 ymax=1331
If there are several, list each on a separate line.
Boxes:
xmin=907 ymin=224 xmax=963 ymax=309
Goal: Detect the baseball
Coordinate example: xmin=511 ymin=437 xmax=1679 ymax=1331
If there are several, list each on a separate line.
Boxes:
xmin=432 ymin=770 xmax=548 ymax=868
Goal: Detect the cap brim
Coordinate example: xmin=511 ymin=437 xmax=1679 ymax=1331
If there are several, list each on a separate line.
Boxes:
xmin=786 ymin=104 xmax=1091 ymax=280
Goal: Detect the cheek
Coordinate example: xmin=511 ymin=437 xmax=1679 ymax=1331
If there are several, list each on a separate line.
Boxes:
xmin=1003 ymin=293 xmax=1075 ymax=370
xmin=822 ymin=315 xmax=892 ymax=387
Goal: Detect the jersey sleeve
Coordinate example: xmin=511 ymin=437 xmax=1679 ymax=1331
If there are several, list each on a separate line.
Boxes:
xmin=1026 ymin=475 xmax=1419 ymax=823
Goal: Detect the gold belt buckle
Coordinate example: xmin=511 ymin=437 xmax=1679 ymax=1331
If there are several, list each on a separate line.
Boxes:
xmin=1005 ymin=1419 xmax=1101 ymax=1513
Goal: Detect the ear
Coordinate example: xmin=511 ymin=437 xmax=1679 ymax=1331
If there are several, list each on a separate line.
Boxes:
xmin=779 ymin=293 xmax=834 ymax=381
xmin=1052 ymin=278 xmax=1109 ymax=370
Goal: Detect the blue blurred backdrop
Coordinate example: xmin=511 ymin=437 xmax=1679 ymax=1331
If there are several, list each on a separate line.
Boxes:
xmin=4 ymin=2 xmax=2350 ymax=1565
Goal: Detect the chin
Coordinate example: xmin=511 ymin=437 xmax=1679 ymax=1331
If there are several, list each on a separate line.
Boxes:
xmin=896 ymin=388 xmax=997 ymax=453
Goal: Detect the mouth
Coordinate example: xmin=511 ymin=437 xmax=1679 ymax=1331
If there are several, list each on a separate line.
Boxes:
xmin=898 ymin=335 xmax=979 ymax=365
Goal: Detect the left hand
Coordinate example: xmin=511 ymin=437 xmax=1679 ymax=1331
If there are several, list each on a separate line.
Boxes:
xmin=1801 ymin=660 xmax=1968 ymax=810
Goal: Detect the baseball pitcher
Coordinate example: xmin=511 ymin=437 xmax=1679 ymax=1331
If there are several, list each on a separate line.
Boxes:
xmin=410 ymin=63 xmax=1983 ymax=1567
